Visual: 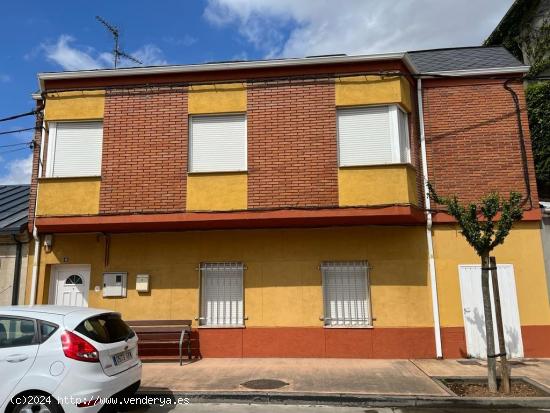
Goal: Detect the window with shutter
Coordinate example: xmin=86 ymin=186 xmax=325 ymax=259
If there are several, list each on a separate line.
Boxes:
xmin=189 ymin=114 xmax=247 ymax=173
xmin=200 ymin=262 xmax=244 ymax=327
xmin=46 ymin=121 xmax=103 ymax=177
xmin=337 ymin=105 xmax=410 ymax=166
xmin=321 ymin=261 xmax=371 ymax=327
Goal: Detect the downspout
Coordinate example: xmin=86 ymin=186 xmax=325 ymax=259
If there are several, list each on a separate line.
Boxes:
xmin=11 ymin=234 xmax=22 ymax=305
xmin=417 ymin=77 xmax=443 ymax=358
xmin=29 ymin=112 xmax=46 ymax=305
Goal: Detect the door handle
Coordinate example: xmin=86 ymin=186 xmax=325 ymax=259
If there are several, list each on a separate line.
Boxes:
xmin=6 ymin=354 xmax=28 ymax=363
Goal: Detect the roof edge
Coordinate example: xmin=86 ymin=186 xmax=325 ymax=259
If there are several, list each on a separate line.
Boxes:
xmin=419 ymin=65 xmax=530 ymax=77
xmin=37 ymin=52 xmax=409 ymax=90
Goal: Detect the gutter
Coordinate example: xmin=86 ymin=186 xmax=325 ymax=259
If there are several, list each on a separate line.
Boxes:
xmin=420 ymin=65 xmax=530 ymax=77
xmin=417 ymin=77 xmax=443 ymax=358
xmin=11 ymin=234 xmax=22 ymax=305
xmin=37 ymin=52 xmax=411 ymax=92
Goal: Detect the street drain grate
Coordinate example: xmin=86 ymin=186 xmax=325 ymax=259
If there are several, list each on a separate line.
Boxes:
xmin=241 ymin=379 xmax=289 ymax=390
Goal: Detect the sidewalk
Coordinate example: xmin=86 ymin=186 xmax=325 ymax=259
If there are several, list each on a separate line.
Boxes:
xmin=139 ymin=358 xmax=550 ymax=396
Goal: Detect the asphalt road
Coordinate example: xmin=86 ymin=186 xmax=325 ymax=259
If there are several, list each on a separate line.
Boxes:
xmin=134 ymin=403 xmax=550 ymax=413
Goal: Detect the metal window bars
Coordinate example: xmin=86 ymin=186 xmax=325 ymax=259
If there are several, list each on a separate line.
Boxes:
xmin=199 ymin=262 xmax=244 ymax=327
xmin=320 ymin=261 xmax=371 ymax=327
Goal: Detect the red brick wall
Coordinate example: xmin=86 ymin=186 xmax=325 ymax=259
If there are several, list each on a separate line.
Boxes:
xmin=423 ymin=79 xmax=538 ymax=207
xmin=100 ymin=88 xmax=188 ymax=214
xmin=247 ymin=81 xmax=339 ymax=209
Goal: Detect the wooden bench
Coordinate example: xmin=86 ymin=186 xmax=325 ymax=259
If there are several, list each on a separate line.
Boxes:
xmin=127 ymin=320 xmax=200 ymax=365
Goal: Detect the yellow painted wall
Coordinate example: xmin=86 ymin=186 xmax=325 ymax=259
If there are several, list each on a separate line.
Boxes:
xmin=188 ymin=83 xmax=246 ymax=114
xmin=186 ymin=173 xmax=247 ymax=211
xmin=338 ymin=165 xmax=418 ymax=206
xmin=434 ymin=222 xmax=550 ymax=327
xmin=45 ymin=91 xmax=105 ymax=121
xmin=335 ymin=75 xmax=412 ymax=112
xmin=36 ymin=178 xmax=101 ymax=216
xmin=34 ymin=226 xmax=433 ymax=328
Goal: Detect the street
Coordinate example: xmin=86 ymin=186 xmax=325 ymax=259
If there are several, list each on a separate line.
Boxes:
xmin=133 ymin=404 xmax=550 ymax=413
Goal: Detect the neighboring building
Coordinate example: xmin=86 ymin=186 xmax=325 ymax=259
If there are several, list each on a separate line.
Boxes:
xmin=25 ymin=46 xmax=550 ymax=359
xmin=540 ymin=202 xmax=550 ymax=305
xmin=0 ymin=185 xmax=30 ymax=306
xmin=485 ymin=0 xmax=550 ymax=75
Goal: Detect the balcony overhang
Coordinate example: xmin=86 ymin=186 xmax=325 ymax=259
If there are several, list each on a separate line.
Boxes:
xmin=431 ymin=207 xmax=542 ymax=224
xmin=34 ymin=205 xmax=426 ymax=233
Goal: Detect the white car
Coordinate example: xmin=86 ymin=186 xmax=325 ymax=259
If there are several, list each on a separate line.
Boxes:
xmin=0 ymin=306 xmax=142 ymax=413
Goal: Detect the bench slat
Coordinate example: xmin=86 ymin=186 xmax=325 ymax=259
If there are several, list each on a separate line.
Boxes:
xmin=128 ymin=320 xmax=192 ymax=327
xmin=132 ymin=326 xmax=191 ymax=333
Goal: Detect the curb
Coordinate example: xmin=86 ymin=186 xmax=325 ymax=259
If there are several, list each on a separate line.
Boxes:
xmin=136 ymin=390 xmax=550 ymax=408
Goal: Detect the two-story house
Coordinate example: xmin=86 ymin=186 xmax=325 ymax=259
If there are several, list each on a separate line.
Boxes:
xmin=24 ymin=46 xmax=550 ymax=359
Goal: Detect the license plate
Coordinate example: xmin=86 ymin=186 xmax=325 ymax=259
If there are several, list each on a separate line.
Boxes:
xmin=112 ymin=350 xmax=132 ymax=366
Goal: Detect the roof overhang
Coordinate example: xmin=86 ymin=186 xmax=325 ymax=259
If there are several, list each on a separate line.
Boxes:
xmin=418 ymin=65 xmax=530 ymax=77
xmin=34 ymin=205 xmax=426 ymax=233
xmin=37 ymin=52 xmax=417 ymax=93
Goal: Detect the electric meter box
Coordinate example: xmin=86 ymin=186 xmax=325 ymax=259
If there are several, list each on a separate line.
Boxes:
xmin=136 ymin=274 xmax=150 ymax=293
xmin=103 ymin=272 xmax=127 ymax=297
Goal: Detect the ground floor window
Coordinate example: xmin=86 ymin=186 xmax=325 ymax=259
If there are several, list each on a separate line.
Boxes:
xmin=199 ymin=262 xmax=244 ymax=327
xmin=321 ymin=261 xmax=371 ymax=327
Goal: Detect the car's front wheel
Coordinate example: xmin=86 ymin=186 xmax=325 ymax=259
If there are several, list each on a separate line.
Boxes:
xmin=10 ymin=393 xmax=63 ymax=413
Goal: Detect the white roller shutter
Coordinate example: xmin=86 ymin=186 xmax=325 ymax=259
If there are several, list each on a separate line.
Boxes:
xmin=321 ymin=261 xmax=371 ymax=327
xmin=337 ymin=105 xmax=409 ymax=166
xmin=189 ymin=115 xmax=247 ymax=173
xmin=47 ymin=122 xmax=103 ymax=177
xmin=200 ymin=262 xmax=244 ymax=327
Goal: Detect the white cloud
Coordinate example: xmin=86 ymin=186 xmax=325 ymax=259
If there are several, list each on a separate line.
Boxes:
xmin=204 ymin=0 xmax=515 ymax=58
xmin=40 ymin=35 xmax=168 ymax=71
xmin=42 ymin=35 xmax=103 ymax=70
xmin=131 ymin=44 xmax=168 ymax=66
xmin=0 ymin=74 xmax=11 ymax=83
xmin=0 ymin=155 xmax=33 ymax=185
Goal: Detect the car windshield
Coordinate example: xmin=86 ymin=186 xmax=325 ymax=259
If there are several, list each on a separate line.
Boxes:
xmin=75 ymin=313 xmax=135 ymax=344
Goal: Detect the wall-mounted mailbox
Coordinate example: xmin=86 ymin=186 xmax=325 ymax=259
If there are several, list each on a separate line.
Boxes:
xmin=103 ymin=272 xmax=127 ymax=297
xmin=136 ymin=274 xmax=150 ymax=293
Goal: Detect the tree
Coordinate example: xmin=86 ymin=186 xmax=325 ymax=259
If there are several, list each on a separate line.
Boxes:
xmin=526 ymin=81 xmax=550 ymax=199
xmin=428 ymin=183 xmax=523 ymax=393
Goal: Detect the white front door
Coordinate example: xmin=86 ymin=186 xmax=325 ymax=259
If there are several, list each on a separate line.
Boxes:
xmin=50 ymin=265 xmax=90 ymax=307
xmin=458 ymin=264 xmax=524 ymax=359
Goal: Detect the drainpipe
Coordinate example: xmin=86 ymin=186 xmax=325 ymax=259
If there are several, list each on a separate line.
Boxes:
xmin=11 ymin=235 xmax=22 ymax=305
xmin=29 ymin=116 xmax=46 ymax=306
xmin=417 ymin=77 xmax=443 ymax=358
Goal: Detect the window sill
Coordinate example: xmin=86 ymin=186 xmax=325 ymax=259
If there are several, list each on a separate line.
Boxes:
xmin=198 ymin=325 xmax=246 ymax=329
xmin=38 ymin=176 xmax=101 ymax=181
xmin=338 ymin=163 xmax=414 ymax=170
xmin=188 ymin=171 xmax=248 ymax=175
xmin=323 ymin=325 xmax=374 ymax=329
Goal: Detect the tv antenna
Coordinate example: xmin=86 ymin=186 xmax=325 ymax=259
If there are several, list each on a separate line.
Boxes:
xmin=96 ymin=16 xmax=143 ymax=68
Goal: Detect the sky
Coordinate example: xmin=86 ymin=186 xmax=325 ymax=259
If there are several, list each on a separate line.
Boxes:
xmin=0 ymin=0 xmax=515 ymax=185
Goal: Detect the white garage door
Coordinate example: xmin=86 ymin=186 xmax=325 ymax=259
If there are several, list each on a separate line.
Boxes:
xmin=458 ymin=264 xmax=523 ymax=359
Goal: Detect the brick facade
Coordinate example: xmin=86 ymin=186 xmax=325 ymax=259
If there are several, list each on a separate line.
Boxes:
xmin=31 ymin=72 xmax=538 ymax=219
xmin=423 ymin=79 xmax=538 ymax=207
xmin=100 ymin=88 xmax=188 ymax=214
xmin=247 ymin=81 xmax=339 ymax=209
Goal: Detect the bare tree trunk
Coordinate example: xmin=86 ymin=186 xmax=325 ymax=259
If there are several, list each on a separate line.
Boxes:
xmin=490 ymin=256 xmax=511 ymax=393
xmin=481 ymin=253 xmax=498 ymax=392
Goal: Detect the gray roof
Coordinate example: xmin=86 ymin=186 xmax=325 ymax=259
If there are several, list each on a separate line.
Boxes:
xmin=407 ymin=46 xmax=524 ymax=73
xmin=0 ymin=185 xmax=30 ymax=234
